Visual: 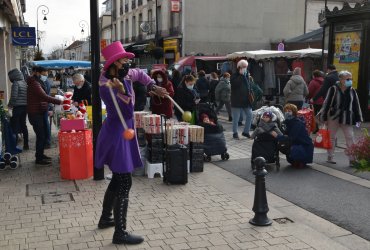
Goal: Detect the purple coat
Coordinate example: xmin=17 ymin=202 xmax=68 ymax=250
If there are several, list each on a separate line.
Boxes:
xmin=95 ymin=69 xmax=154 ymax=173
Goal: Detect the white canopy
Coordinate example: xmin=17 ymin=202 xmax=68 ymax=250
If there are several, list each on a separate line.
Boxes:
xmin=226 ymin=48 xmax=327 ymax=60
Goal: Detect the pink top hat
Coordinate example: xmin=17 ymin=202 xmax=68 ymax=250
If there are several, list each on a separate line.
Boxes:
xmin=101 ymin=41 xmax=135 ymax=70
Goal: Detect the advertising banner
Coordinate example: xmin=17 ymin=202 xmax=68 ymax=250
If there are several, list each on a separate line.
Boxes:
xmin=333 ymin=31 xmax=361 ymax=89
xmin=12 ymin=27 xmax=36 ymax=46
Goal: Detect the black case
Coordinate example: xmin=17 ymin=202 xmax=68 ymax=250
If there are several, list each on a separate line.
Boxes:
xmin=163 ymin=144 xmax=188 ymax=185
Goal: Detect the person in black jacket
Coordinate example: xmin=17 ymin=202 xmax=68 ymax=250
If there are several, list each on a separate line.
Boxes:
xmin=174 ymin=75 xmax=200 ymax=121
xmin=311 ymin=64 xmax=339 ymax=103
xmin=72 ymin=73 xmax=92 ymax=106
xmin=195 ymin=70 xmax=210 ymax=103
xmin=230 ymin=60 xmax=253 ymax=139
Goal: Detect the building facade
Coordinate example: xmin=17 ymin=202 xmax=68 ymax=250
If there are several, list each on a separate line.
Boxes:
xmin=0 ymin=0 xmax=26 ymax=104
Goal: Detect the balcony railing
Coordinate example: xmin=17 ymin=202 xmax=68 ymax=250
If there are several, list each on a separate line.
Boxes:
xmin=125 ymin=4 xmax=128 ymax=12
xmin=138 ymin=0 xmax=143 ymax=6
xmin=131 ymin=0 xmax=136 ymax=9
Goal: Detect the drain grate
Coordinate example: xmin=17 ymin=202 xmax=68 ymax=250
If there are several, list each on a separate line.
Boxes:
xmin=42 ymin=193 xmax=74 ymax=204
xmin=273 ymin=217 xmax=294 ymax=224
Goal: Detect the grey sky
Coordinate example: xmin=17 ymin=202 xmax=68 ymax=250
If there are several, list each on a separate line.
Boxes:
xmin=24 ymin=0 xmax=105 ymax=54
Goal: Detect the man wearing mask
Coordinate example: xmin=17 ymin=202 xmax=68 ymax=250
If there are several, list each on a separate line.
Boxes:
xmin=27 ymin=66 xmax=63 ymax=166
xmin=230 ymin=60 xmax=253 ymax=139
xmin=72 ymin=73 xmax=92 ymax=106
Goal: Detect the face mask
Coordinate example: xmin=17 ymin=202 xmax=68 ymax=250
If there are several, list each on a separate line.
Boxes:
xmin=118 ymin=63 xmax=130 ymax=78
xmin=284 ymin=112 xmax=294 ymax=120
xmin=40 ymin=75 xmax=47 ymax=82
xmin=186 ymin=85 xmax=194 ymax=90
xmin=239 ymin=68 xmax=247 ymax=75
xmin=76 ymin=85 xmax=83 ymax=89
xmin=345 ymin=80 xmax=352 ymax=88
xmin=157 ymin=77 xmax=163 ymax=83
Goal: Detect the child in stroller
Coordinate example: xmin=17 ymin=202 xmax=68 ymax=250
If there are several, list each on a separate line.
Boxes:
xmin=251 ymin=108 xmax=284 ymax=170
xmin=196 ymin=103 xmax=229 ymax=161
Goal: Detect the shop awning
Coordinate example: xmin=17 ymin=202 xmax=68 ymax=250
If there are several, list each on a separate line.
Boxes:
xmin=226 ymin=48 xmax=327 ymax=60
xmin=30 ymin=59 xmax=91 ymax=69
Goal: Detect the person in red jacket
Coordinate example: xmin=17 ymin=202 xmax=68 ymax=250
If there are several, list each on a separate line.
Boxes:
xmin=308 ymin=70 xmax=324 ymax=133
xmin=150 ymin=70 xmax=174 ymax=119
xmin=27 ymin=66 xmax=62 ymax=166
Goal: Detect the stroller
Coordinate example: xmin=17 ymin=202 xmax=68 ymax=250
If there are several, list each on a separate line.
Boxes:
xmin=251 ymin=105 xmax=285 ymax=171
xmin=195 ymin=103 xmax=229 ymax=162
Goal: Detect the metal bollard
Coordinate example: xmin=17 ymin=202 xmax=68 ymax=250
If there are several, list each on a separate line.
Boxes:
xmin=249 ymin=157 xmax=272 ymax=226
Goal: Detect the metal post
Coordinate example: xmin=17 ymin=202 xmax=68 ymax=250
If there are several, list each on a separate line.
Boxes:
xmin=249 ymin=157 xmax=272 ymax=226
xmin=155 ymin=0 xmax=159 ymax=46
xmin=321 ymin=0 xmax=328 ymax=70
xmin=36 ymin=5 xmax=49 ymax=54
xmin=90 ymin=0 xmax=104 ymax=180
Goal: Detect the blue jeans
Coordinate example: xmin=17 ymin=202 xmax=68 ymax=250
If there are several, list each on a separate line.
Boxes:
xmin=232 ymin=107 xmax=252 ymax=134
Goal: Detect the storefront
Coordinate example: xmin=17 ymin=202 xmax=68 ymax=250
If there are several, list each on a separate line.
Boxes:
xmin=320 ymin=2 xmax=370 ymax=120
xmin=163 ymin=38 xmax=181 ymax=66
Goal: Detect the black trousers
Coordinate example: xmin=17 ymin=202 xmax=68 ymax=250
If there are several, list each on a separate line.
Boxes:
xmin=11 ymin=106 xmax=28 ymax=146
xmin=28 ymin=114 xmax=46 ymax=161
xmin=107 ymin=173 xmax=132 ymax=199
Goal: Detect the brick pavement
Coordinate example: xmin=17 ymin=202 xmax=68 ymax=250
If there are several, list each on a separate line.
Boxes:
xmin=0 ymin=126 xmax=369 ymax=250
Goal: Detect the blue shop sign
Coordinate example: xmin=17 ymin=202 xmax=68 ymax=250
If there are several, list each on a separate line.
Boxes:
xmin=12 ymin=27 xmax=36 ymax=46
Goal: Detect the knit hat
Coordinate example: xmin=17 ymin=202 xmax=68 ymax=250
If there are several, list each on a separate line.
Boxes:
xmin=101 ymin=41 xmax=135 ymax=70
xmin=262 ymin=111 xmax=272 ymax=118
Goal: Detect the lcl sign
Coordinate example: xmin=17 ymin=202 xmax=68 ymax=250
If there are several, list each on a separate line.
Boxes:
xmin=12 ymin=27 xmax=36 ymax=46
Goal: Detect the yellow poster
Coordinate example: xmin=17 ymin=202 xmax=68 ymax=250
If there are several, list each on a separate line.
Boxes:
xmin=333 ymin=31 xmax=361 ymax=89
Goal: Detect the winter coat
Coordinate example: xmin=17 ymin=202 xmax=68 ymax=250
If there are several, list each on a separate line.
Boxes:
xmin=72 ymin=81 xmax=92 ymax=105
xmin=26 ymin=75 xmax=62 ymax=114
xmin=174 ymin=82 xmax=199 ymax=119
xmin=313 ymin=71 xmax=339 ymax=102
xmin=133 ymin=81 xmax=147 ymax=111
xmin=8 ymin=69 xmax=27 ymax=107
xmin=250 ymin=80 xmax=263 ymax=109
xmin=230 ymin=72 xmax=252 ymax=108
xmin=196 ymin=76 xmax=210 ymax=98
xmin=320 ymin=84 xmax=363 ymax=125
xmin=307 ymin=77 xmax=324 ymax=105
xmin=283 ymin=75 xmax=308 ymax=102
xmin=209 ymin=79 xmax=219 ymax=103
xmin=215 ymin=77 xmax=231 ymax=103
xmin=150 ymin=70 xmax=174 ymax=118
xmin=277 ymin=117 xmax=314 ymax=164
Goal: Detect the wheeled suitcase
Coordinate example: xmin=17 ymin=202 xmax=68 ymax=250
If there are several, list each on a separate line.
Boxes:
xmin=163 ymin=144 xmax=188 ymax=185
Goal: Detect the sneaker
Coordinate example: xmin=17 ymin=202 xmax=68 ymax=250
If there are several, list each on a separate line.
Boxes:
xmin=326 ymin=156 xmax=336 ymax=164
xmin=238 ymin=121 xmax=243 ymax=126
xmin=242 ymin=132 xmax=251 ymax=138
xmin=233 ymin=133 xmax=239 ymax=139
xmin=35 ymin=159 xmax=52 ymax=166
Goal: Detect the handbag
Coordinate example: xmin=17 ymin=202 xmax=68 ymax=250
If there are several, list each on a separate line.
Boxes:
xmin=314 ymin=127 xmax=332 ymax=149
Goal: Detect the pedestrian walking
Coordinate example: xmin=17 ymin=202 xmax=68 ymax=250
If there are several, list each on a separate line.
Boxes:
xmin=230 ymin=59 xmax=253 ymax=139
xmin=8 ymin=68 xmax=29 ymax=150
xmin=319 ymin=70 xmax=363 ymax=166
xmin=283 ymin=67 xmax=308 ymax=110
xmin=209 ymin=72 xmax=219 ymax=107
xmin=215 ymin=72 xmax=232 ymax=121
xmin=307 ymin=70 xmax=324 ymax=132
xmin=27 ymin=66 xmax=62 ymax=165
xmin=95 ymin=41 xmax=168 ymax=245
xmin=311 ymin=64 xmax=339 ymax=103
xmin=195 ymin=70 xmax=210 ymax=103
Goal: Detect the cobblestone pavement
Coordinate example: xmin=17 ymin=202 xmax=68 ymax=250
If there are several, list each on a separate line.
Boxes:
xmin=0 ymin=125 xmax=369 ymax=250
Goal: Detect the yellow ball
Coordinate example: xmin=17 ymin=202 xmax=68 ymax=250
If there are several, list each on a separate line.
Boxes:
xmin=182 ymin=111 xmax=192 ymax=122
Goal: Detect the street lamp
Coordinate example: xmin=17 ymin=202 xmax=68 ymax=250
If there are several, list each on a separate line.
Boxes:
xmin=79 ymin=20 xmax=90 ymax=60
xmin=36 ymin=5 xmax=49 ymax=54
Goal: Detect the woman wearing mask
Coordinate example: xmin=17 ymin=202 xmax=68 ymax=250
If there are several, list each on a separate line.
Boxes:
xmin=174 ymin=75 xmax=200 ymax=121
xmin=319 ymin=71 xmax=363 ymax=165
xmin=215 ymin=72 xmax=232 ymax=121
xmin=95 ymin=41 xmax=168 ymax=245
xmin=283 ymin=67 xmax=309 ymax=110
xmin=271 ymin=104 xmax=314 ymax=168
xmin=150 ymin=70 xmax=174 ymax=119
xmin=230 ymin=59 xmax=253 ymax=139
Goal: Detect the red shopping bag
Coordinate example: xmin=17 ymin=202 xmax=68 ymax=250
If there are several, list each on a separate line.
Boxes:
xmin=298 ymin=107 xmax=314 ymax=134
xmin=314 ymin=128 xmax=332 ymax=149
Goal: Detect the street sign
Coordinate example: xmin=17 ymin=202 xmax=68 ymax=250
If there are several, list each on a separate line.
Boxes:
xmin=171 ymin=0 xmax=180 ymax=12
xmin=12 ymin=27 xmax=36 ymax=46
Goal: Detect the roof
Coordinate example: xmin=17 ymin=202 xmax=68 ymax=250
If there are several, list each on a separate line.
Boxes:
xmin=227 ymin=48 xmax=327 ymax=60
xmin=285 ymin=28 xmax=323 ymax=43
xmin=65 ymin=41 xmax=85 ymax=50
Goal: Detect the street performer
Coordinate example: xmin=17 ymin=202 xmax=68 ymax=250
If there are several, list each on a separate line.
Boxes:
xmin=95 ymin=41 xmax=168 ymax=245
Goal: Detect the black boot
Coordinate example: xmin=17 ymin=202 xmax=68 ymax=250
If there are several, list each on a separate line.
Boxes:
xmin=112 ymin=198 xmax=144 ymax=245
xmin=98 ymin=189 xmax=116 ymax=229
